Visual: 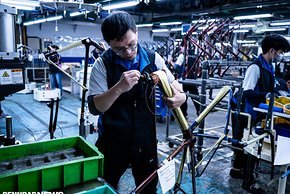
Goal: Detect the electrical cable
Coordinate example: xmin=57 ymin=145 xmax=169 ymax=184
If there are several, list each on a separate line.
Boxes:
xmin=57 ymin=124 xmax=64 ymax=138
xmin=144 ymin=81 xmax=167 ymax=116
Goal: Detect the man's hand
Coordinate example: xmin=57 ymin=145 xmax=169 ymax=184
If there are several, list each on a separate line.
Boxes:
xmin=163 ymin=86 xmax=186 ymax=109
xmin=116 ymin=70 xmax=141 ymax=94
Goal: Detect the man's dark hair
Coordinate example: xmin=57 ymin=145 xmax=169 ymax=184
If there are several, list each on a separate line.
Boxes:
xmin=261 ymin=34 xmax=290 ymax=54
xmin=101 ymin=11 xmax=137 ymax=43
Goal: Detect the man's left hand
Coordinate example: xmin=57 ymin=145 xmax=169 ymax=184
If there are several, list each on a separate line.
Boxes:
xmin=163 ymin=86 xmax=186 ymax=109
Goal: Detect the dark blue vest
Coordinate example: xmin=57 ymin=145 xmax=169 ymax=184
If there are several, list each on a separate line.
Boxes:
xmin=249 ymin=58 xmax=274 ymax=106
xmin=100 ymin=48 xmax=157 ymax=146
xmin=244 ymin=58 xmax=274 ymax=121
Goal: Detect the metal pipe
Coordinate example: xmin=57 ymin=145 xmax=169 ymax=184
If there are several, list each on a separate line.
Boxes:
xmin=5 ymin=116 xmax=12 ymax=138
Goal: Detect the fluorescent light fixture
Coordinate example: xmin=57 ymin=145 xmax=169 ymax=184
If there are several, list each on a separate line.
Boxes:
xmin=136 ymin=23 xmax=153 ymax=27
xmin=259 ymin=28 xmax=286 ymax=32
xmin=160 ymin=21 xmax=182 ymax=26
xmin=23 ymin=15 xmax=63 ymax=26
xmin=70 ymin=10 xmax=90 ymax=17
xmin=198 ymin=12 xmax=209 ymax=16
xmin=171 ymin=27 xmax=182 ymax=31
xmin=1 ymin=0 xmax=39 ymax=7
xmin=152 ymin=29 xmax=169 ymax=33
xmin=1 ymin=0 xmax=39 ymax=10
xmin=270 ymin=22 xmax=290 ymax=26
xmin=234 ymin=13 xmax=273 ymax=20
xmin=4 ymin=5 xmax=36 ymax=10
xmin=192 ymin=19 xmax=216 ymax=23
xmin=230 ymin=24 xmax=256 ymax=29
xmin=46 ymin=15 xmax=63 ymax=22
xmin=23 ymin=18 xmax=47 ymax=26
xmin=102 ymin=1 xmax=138 ymax=10
xmin=197 ymin=26 xmax=217 ymax=31
xmin=233 ymin=29 xmax=249 ymax=33
xmin=237 ymin=40 xmax=256 ymax=44
xmin=242 ymin=43 xmax=259 ymax=47
xmin=197 ymin=26 xmax=207 ymax=30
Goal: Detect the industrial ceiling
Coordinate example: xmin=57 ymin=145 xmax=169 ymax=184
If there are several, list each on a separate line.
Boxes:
xmin=2 ymin=0 xmax=290 ymax=38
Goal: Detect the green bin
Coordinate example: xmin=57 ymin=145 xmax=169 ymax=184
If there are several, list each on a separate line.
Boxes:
xmin=78 ymin=185 xmax=117 ymax=194
xmin=0 ymin=136 xmax=104 ymax=192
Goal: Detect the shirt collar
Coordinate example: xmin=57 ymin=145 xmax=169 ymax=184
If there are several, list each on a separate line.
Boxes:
xmin=113 ymin=44 xmax=151 ymax=72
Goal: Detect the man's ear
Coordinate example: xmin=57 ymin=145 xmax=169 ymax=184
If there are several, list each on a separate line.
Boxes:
xmin=270 ymin=48 xmax=275 ymax=53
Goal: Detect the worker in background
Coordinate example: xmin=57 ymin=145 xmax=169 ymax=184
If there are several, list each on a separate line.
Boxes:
xmin=168 ymin=44 xmax=200 ymax=118
xmin=47 ymin=45 xmax=63 ymax=96
xmin=87 ymin=11 xmax=186 ymax=193
xmin=183 ymin=47 xmax=200 ymax=116
xmin=168 ymin=45 xmax=188 ymax=117
xmin=230 ymin=34 xmax=290 ymax=193
xmin=168 ymin=45 xmax=185 ymax=79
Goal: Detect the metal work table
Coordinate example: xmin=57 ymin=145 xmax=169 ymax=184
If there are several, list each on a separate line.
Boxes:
xmin=247 ymin=107 xmax=290 ymax=194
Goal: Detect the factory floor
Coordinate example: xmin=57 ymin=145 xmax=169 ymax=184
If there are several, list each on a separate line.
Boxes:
xmin=0 ymin=85 xmax=289 ymax=194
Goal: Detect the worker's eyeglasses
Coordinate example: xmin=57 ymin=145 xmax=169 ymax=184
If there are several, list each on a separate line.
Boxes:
xmin=112 ymin=43 xmax=138 ymax=56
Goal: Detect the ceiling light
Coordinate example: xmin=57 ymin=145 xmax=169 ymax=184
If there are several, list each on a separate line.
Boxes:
xmin=171 ymin=28 xmax=182 ymax=32
xmin=102 ymin=1 xmax=138 ymax=10
xmin=242 ymin=43 xmax=259 ymax=47
xmin=270 ymin=22 xmax=290 ymax=26
xmin=230 ymin=24 xmax=256 ymax=29
xmin=233 ymin=29 xmax=249 ymax=33
xmin=23 ymin=15 xmax=63 ymax=26
xmin=234 ymin=13 xmax=273 ymax=20
xmin=152 ymin=29 xmax=169 ymax=33
xmin=5 ymin=5 xmax=36 ymax=10
xmin=1 ymin=0 xmax=39 ymax=10
xmin=160 ymin=21 xmax=182 ymax=26
xmin=237 ymin=40 xmax=256 ymax=44
xmin=23 ymin=18 xmax=47 ymax=26
xmin=70 ymin=10 xmax=90 ymax=17
xmin=136 ymin=23 xmax=153 ymax=27
xmin=46 ymin=16 xmax=63 ymax=22
xmin=197 ymin=26 xmax=218 ymax=31
xmin=259 ymin=28 xmax=286 ymax=32
xmin=191 ymin=19 xmax=216 ymax=23
xmin=197 ymin=26 xmax=207 ymax=30
xmin=1 ymin=0 xmax=39 ymax=7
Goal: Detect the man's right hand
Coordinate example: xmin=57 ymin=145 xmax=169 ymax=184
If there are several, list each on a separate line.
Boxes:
xmin=116 ymin=70 xmax=141 ymax=94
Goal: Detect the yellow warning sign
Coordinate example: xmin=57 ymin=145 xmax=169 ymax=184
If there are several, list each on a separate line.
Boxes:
xmin=2 ymin=71 xmax=10 ymax=77
xmin=0 ymin=69 xmax=13 ymax=85
xmin=12 ymin=69 xmax=22 ymax=72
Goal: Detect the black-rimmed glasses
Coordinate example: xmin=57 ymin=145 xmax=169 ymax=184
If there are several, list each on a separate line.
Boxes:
xmin=113 ymin=43 xmax=138 ymax=56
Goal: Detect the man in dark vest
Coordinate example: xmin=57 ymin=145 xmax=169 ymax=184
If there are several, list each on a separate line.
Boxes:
xmin=230 ymin=34 xmax=289 ymax=193
xmin=87 ymin=11 xmax=186 ymax=193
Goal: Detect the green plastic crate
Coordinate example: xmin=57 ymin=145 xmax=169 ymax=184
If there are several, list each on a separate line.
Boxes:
xmin=78 ymin=185 xmax=117 ymax=194
xmin=0 ymin=136 xmax=104 ymax=192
